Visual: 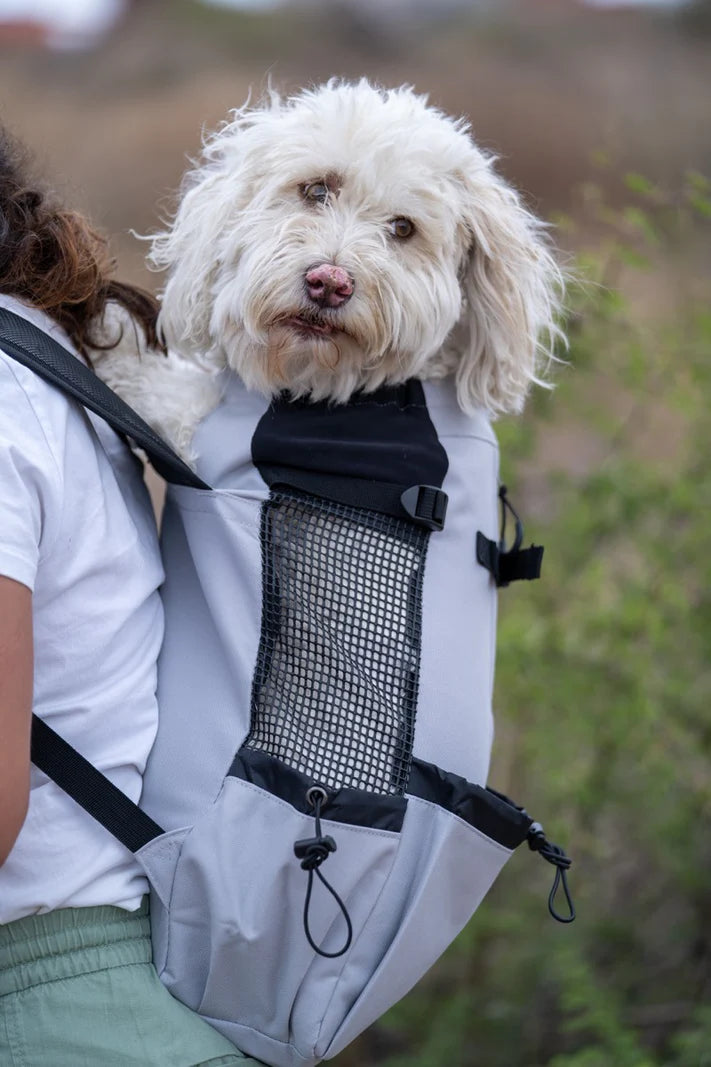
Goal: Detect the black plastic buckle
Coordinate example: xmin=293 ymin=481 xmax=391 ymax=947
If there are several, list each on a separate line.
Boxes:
xmin=400 ymin=485 xmax=448 ymax=531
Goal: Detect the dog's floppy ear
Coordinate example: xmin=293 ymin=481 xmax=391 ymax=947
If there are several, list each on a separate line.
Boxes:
xmin=148 ymin=101 xmax=268 ymax=361
xmin=452 ymin=161 xmax=565 ymax=415
xmin=149 ymin=168 xmax=235 ymax=359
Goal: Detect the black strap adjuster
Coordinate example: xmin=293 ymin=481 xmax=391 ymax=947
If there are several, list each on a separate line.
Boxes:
xmin=400 ymin=485 xmax=448 ymax=531
xmin=476 ymin=485 xmax=544 ymax=587
xmin=476 ymin=533 xmax=544 ymax=587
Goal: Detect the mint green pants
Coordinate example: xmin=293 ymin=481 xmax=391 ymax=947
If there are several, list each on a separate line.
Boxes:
xmin=0 ymin=899 xmax=264 ymax=1066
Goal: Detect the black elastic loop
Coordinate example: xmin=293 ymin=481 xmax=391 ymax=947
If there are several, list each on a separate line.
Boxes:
xmin=293 ymin=789 xmax=354 ymax=958
xmin=527 ymin=822 xmax=576 ymax=924
xmin=499 ymin=484 xmax=524 ymax=554
xmin=476 ymin=485 xmax=544 ymax=587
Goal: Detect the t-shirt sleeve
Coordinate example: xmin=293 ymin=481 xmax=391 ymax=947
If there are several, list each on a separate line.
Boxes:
xmin=0 ymin=354 xmax=62 ymax=591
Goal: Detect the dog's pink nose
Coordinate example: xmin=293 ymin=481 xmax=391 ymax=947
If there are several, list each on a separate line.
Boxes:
xmin=305 ymin=264 xmax=354 ymax=308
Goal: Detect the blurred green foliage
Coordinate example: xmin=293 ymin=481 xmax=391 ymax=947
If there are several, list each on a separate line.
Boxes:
xmin=337 ymin=176 xmax=711 ymax=1065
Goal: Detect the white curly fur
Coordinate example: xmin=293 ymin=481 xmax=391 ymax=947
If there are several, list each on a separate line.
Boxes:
xmin=95 ymin=80 xmax=565 ymax=454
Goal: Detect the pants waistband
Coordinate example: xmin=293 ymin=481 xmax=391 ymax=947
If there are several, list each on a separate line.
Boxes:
xmin=0 ymin=898 xmax=151 ymax=997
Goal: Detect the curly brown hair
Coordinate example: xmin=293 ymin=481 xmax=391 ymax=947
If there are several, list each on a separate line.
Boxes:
xmin=0 ymin=124 xmax=161 ymax=360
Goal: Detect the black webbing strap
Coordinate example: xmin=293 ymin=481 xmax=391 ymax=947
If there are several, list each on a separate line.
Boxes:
xmin=0 ymin=307 xmax=200 ymax=848
xmin=31 ymin=715 xmax=164 ymax=853
xmin=476 ymin=484 xmax=544 ymax=587
xmin=476 ymin=532 xmax=544 ymax=587
xmin=0 ymin=307 xmax=210 ymax=490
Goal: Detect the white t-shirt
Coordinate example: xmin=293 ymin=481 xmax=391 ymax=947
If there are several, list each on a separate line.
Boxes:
xmin=0 ymin=295 xmax=165 ymax=923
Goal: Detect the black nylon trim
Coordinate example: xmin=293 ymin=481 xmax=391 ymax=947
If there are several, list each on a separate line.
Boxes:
xmin=259 ymin=468 xmax=448 ymax=530
xmin=229 ymin=749 xmax=533 ymax=848
xmin=499 ymin=544 xmax=544 ymax=585
xmin=476 ymin=532 xmax=544 ymax=587
xmin=228 ymin=748 xmax=407 ymax=832
xmin=406 ymin=757 xmax=533 ymax=849
xmin=0 ymin=308 xmax=209 ymax=490
xmin=251 ymin=379 xmax=449 ymax=524
xmin=31 ymin=715 xmax=164 ymax=853
xmin=256 ymin=465 xmax=406 ymax=520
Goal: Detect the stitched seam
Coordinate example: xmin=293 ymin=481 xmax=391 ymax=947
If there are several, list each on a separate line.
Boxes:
xmin=199 ymin=1014 xmax=311 ymax=1064
xmin=167 ymin=493 xmax=263 ymax=528
xmin=225 ymin=777 xmax=401 ymax=838
xmin=157 ymin=833 xmax=189 ymax=979
xmin=313 ymin=818 xmax=406 ymax=1054
xmin=4 ymin=994 xmax=25 ymax=1067
xmin=405 ymin=794 xmax=513 ymax=855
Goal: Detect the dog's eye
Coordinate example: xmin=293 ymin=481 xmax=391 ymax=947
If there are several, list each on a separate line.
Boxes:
xmin=388 ymin=217 xmax=415 ymax=239
xmin=302 ymin=181 xmax=329 ymax=204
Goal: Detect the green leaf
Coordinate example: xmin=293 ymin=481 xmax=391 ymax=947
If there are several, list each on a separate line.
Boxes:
xmin=623 ymin=172 xmax=657 ymax=198
xmin=616 ymin=244 xmax=651 ymax=270
xmin=688 ymin=192 xmax=711 ymax=219
xmin=685 ymin=169 xmax=710 ymax=192
xmin=622 ymin=206 xmax=660 ymax=245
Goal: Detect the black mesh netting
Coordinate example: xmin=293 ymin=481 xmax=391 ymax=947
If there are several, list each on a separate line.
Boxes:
xmin=246 ymin=489 xmax=430 ymax=795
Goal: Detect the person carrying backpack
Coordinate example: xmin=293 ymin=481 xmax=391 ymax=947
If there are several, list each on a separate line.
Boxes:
xmin=0 ymin=99 xmax=574 ymax=1066
xmin=0 ymin=124 xmax=263 ymax=1067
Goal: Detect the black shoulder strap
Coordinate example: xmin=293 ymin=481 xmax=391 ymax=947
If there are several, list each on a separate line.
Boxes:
xmin=31 ymin=716 xmax=164 ymax=852
xmin=0 ymin=307 xmax=210 ymax=490
xmin=0 ymin=306 xmax=201 ymax=848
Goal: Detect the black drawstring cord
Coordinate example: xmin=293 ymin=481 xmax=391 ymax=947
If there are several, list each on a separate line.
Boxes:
xmin=499 ymin=484 xmax=524 ymax=554
xmin=294 ymin=787 xmax=354 ymax=959
xmin=527 ymin=822 xmax=576 ymax=924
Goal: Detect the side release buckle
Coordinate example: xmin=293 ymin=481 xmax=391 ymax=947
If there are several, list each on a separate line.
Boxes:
xmin=400 ymin=485 xmax=448 ymax=531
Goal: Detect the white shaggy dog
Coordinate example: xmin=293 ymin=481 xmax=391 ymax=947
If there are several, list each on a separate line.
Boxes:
xmin=95 ymin=79 xmax=564 ymax=455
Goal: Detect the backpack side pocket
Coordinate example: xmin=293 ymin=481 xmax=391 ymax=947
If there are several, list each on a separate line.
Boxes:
xmin=140 ymin=758 xmax=406 ymax=1067
xmin=322 ymin=777 xmax=529 ymax=1059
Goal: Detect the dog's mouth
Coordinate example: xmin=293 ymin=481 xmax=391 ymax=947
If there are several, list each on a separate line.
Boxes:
xmin=276 ymin=312 xmax=340 ymax=339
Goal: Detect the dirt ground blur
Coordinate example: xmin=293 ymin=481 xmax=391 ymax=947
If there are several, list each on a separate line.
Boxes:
xmin=1 ymin=0 xmax=709 ymax=289
xmin=1 ymin=0 xmax=709 ymax=516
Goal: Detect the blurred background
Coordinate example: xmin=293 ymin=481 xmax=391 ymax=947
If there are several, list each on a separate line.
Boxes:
xmin=1 ymin=1 xmax=709 ymax=1064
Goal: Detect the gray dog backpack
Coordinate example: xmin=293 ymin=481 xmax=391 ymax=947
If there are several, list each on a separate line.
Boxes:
xmin=1 ymin=307 xmax=574 ymax=1067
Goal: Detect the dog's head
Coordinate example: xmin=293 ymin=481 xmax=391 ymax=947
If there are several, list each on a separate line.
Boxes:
xmin=152 ymin=80 xmax=564 ymax=413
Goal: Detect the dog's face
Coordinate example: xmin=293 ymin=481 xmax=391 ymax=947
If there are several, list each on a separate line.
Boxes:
xmin=153 ymin=81 xmax=563 ymax=414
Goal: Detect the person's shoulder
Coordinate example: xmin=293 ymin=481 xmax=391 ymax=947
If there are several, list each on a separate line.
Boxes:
xmin=0 ymin=344 xmax=77 ymax=491
xmin=0 ymin=344 xmax=70 ymax=429
xmin=0 ymin=301 xmax=80 ymax=427
xmin=0 ymin=344 xmax=51 ymax=414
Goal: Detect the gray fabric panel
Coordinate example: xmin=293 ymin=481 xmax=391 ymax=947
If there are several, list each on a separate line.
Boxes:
xmin=322 ymin=796 xmax=511 ymax=1059
xmin=137 ymin=782 xmax=512 ymax=1066
xmin=138 ymin=776 xmax=401 ymax=1061
xmin=145 ymin=377 xmax=505 ymax=1065
xmin=416 ymin=382 xmax=499 ymax=785
xmin=142 ymin=488 xmax=265 ymax=830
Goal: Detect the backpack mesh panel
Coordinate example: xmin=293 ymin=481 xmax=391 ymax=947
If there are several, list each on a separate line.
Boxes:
xmin=246 ymin=489 xmax=430 ymax=795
